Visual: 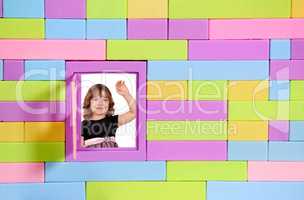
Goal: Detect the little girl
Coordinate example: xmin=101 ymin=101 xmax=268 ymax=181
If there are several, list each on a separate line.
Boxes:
xmin=81 ymin=80 xmax=136 ymax=148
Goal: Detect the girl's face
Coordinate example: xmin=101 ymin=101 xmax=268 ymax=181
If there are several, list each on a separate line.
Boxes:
xmin=90 ymin=90 xmax=109 ymax=116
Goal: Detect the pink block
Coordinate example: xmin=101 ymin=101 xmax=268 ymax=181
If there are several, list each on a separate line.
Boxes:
xmin=45 ymin=0 xmax=86 ymax=18
xmin=189 ymin=40 xmax=269 ymax=60
xmin=210 ymin=19 xmax=304 ymax=39
xmin=169 ymin=19 xmax=208 ymax=39
xmin=3 ymin=60 xmax=24 ymax=80
xmin=248 ymin=161 xmax=304 ymax=181
xmin=270 ymin=60 xmax=304 ymax=80
xmin=0 ymin=102 xmax=65 ymax=121
xmin=292 ymin=39 xmax=304 ymax=59
xmin=147 ymin=100 xmax=227 ymax=120
xmin=128 ymin=20 xmax=167 ymax=39
xmin=147 ymin=141 xmax=227 ymax=160
xmin=0 ymin=163 xmax=44 ymax=183
xmin=269 ymin=121 xmax=289 ymax=141
xmin=0 ymin=40 xmax=106 ymax=60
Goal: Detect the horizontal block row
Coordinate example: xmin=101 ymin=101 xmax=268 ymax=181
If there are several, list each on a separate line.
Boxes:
xmin=0 ymin=81 xmax=65 ymax=101
xmin=0 ymin=143 xmax=65 ymax=162
xmin=207 ymin=182 xmax=304 ymax=200
xmin=0 ymin=122 xmax=65 ymax=142
xmin=0 ymin=102 xmax=65 ymax=121
xmin=0 ymin=182 xmax=85 ymax=200
xmin=147 ymin=121 xmax=227 ymax=140
xmin=0 ymin=163 xmax=44 ymax=183
xmin=87 ymin=181 xmax=204 ymax=200
xmin=147 ymin=101 xmax=227 ymax=120
xmin=45 ymin=162 xmax=165 ymax=182
xmin=0 ymin=40 xmax=106 ymax=60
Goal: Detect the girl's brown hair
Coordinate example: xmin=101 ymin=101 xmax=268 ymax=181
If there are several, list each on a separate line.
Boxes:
xmin=82 ymin=84 xmax=115 ymax=120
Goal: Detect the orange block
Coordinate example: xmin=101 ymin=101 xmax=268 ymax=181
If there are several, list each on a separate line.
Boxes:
xmin=228 ymin=80 xmax=268 ymax=100
xmin=0 ymin=122 xmax=24 ymax=142
xmin=128 ymin=0 xmax=168 ymax=18
xmin=292 ymin=0 xmax=304 ymax=18
xmin=25 ymin=122 xmax=65 ymax=142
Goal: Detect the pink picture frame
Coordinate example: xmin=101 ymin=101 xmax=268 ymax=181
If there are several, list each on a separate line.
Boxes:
xmin=65 ymin=61 xmax=147 ymax=161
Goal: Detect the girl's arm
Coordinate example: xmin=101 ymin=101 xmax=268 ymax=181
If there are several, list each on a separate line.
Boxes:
xmin=116 ymin=80 xmax=136 ymax=126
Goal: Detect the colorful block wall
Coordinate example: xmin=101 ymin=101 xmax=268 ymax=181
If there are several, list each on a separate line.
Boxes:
xmin=0 ymin=0 xmax=304 ymax=199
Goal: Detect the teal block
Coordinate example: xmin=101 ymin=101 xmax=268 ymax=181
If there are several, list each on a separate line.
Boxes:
xmin=269 ymin=80 xmax=290 ymax=100
xmin=290 ymin=121 xmax=304 ymax=141
xmin=270 ymin=39 xmax=291 ymax=59
xmin=208 ymin=182 xmax=304 ymax=200
xmin=45 ymin=161 xmax=166 ymax=182
xmin=228 ymin=141 xmax=268 ymax=160
xmin=3 ymin=0 xmax=44 ymax=18
xmin=0 ymin=183 xmax=85 ymax=200
xmin=87 ymin=19 xmax=126 ymax=39
xmin=25 ymin=60 xmax=65 ymax=80
xmin=148 ymin=61 xmax=189 ymax=80
xmin=46 ymin=19 xmax=86 ymax=39
xmin=269 ymin=142 xmax=304 ymax=161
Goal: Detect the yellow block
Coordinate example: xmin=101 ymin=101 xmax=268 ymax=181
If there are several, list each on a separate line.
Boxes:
xmin=128 ymin=0 xmax=168 ymax=18
xmin=292 ymin=0 xmax=304 ymax=18
xmin=228 ymin=121 xmax=268 ymax=140
xmin=0 ymin=122 xmax=24 ymax=142
xmin=147 ymin=81 xmax=187 ymax=100
xmin=228 ymin=81 xmax=268 ymax=100
xmin=25 ymin=122 xmax=65 ymax=142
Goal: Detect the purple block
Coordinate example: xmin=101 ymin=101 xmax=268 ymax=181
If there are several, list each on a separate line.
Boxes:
xmin=3 ymin=60 xmax=24 ymax=80
xmin=292 ymin=39 xmax=304 ymax=59
xmin=270 ymin=60 xmax=304 ymax=80
xmin=147 ymin=141 xmax=227 ymax=160
xmin=169 ymin=19 xmax=208 ymax=39
xmin=0 ymin=102 xmax=65 ymax=121
xmin=189 ymin=40 xmax=269 ymax=60
xmin=269 ymin=121 xmax=289 ymax=141
xmin=0 ymin=0 xmax=2 ymax=17
xmin=147 ymin=100 xmax=227 ymax=120
xmin=127 ymin=19 xmax=167 ymax=39
xmin=45 ymin=0 xmax=86 ymax=18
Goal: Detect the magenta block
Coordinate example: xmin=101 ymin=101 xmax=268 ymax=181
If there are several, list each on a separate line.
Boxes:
xmin=269 ymin=121 xmax=289 ymax=141
xmin=127 ymin=19 xmax=167 ymax=39
xmin=45 ymin=0 xmax=86 ymax=18
xmin=292 ymin=39 xmax=304 ymax=59
xmin=169 ymin=19 xmax=208 ymax=39
xmin=189 ymin=40 xmax=269 ymax=60
xmin=0 ymin=0 xmax=2 ymax=17
xmin=270 ymin=60 xmax=304 ymax=80
xmin=0 ymin=102 xmax=65 ymax=121
xmin=3 ymin=60 xmax=24 ymax=80
xmin=147 ymin=141 xmax=227 ymax=160
xmin=147 ymin=100 xmax=227 ymax=120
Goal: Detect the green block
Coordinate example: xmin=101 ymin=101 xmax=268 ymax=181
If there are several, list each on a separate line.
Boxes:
xmin=87 ymin=0 xmax=127 ymax=18
xmin=0 ymin=81 xmax=65 ymax=101
xmin=189 ymin=80 xmax=227 ymax=100
xmin=87 ymin=182 xmax=205 ymax=200
xmin=107 ymin=40 xmax=187 ymax=60
xmin=167 ymin=161 xmax=247 ymax=181
xmin=290 ymin=81 xmax=304 ymax=100
xmin=147 ymin=121 xmax=227 ymax=140
xmin=229 ymin=101 xmax=290 ymax=120
xmin=169 ymin=0 xmax=291 ymax=18
xmin=0 ymin=143 xmax=65 ymax=162
xmin=0 ymin=19 xmax=44 ymax=39
xmin=290 ymin=101 xmax=304 ymax=120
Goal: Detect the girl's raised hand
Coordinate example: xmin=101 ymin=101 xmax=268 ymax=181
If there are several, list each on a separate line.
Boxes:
xmin=115 ymin=80 xmax=130 ymax=97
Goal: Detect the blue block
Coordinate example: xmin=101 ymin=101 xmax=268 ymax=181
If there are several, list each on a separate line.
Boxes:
xmin=0 ymin=183 xmax=85 ymax=200
xmin=269 ymin=142 xmax=304 ymax=161
xmin=3 ymin=0 xmax=44 ymax=18
xmin=290 ymin=121 xmax=304 ymax=141
xmin=208 ymin=182 xmax=304 ymax=200
xmin=87 ymin=19 xmax=126 ymax=39
xmin=148 ymin=61 xmax=269 ymax=80
xmin=228 ymin=141 xmax=268 ymax=160
xmin=269 ymin=80 xmax=290 ymax=100
xmin=46 ymin=19 xmax=86 ymax=39
xmin=270 ymin=39 xmax=291 ymax=59
xmin=45 ymin=161 xmax=166 ymax=182
xmin=0 ymin=60 xmax=3 ymax=80
xmin=25 ymin=60 xmax=65 ymax=80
